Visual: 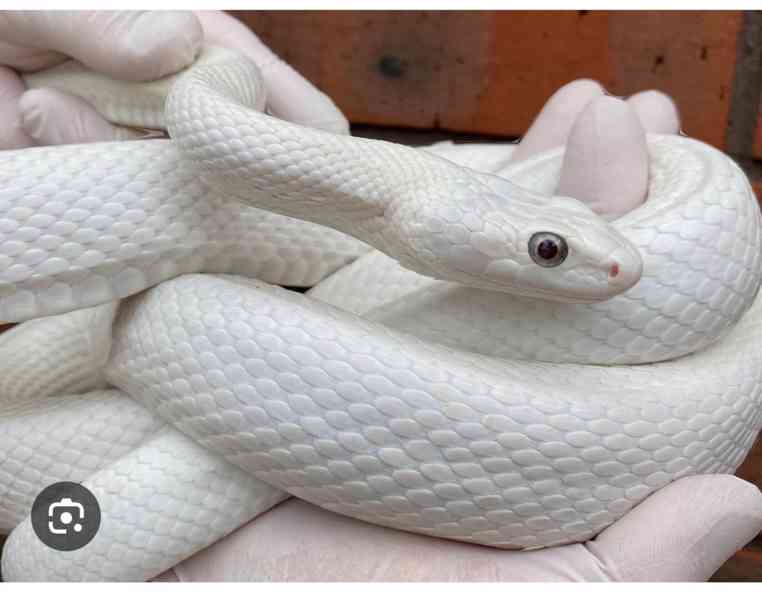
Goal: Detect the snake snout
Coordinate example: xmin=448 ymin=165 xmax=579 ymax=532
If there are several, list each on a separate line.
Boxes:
xmin=606 ymin=245 xmax=643 ymax=294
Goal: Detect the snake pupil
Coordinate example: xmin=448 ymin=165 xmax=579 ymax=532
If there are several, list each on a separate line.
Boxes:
xmin=537 ymin=239 xmax=558 ymax=260
xmin=529 ymin=232 xmax=568 ymax=267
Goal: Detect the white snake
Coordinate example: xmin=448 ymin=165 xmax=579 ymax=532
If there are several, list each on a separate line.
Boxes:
xmin=0 ymin=46 xmax=761 ymax=581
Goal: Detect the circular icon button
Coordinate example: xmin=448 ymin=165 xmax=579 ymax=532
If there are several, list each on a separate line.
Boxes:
xmin=31 ymin=481 xmax=101 ymax=551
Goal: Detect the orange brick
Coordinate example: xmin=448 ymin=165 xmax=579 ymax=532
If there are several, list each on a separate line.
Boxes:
xmin=236 ymin=11 xmax=490 ymax=130
xmin=737 ymin=433 xmax=762 ymax=490
xmin=235 ymin=11 xmax=742 ymax=149
xmin=735 ymin=431 xmax=762 ymax=550
xmin=606 ymin=11 xmax=741 ymax=150
xmin=711 ymin=543 xmax=762 ymax=581
xmin=446 ymin=11 xmax=612 ymax=135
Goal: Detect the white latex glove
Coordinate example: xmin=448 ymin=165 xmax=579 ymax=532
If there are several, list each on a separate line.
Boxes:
xmin=0 ymin=10 xmax=347 ymax=149
xmin=157 ymin=475 xmax=762 ymax=582
xmin=154 ymin=80 xmax=762 ymax=582
xmin=512 ymin=79 xmax=679 ymax=219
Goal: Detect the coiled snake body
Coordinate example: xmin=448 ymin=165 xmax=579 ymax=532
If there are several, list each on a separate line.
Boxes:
xmin=0 ymin=47 xmax=761 ymax=580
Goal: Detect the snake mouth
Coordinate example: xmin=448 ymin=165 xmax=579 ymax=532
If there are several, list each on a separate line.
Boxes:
xmin=475 ymin=253 xmax=641 ymax=303
xmin=491 ymin=283 xmax=627 ymax=304
xmin=467 ymin=272 xmax=635 ymax=304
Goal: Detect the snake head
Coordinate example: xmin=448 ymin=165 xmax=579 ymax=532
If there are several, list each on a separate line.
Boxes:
xmin=392 ymin=170 xmax=643 ymax=303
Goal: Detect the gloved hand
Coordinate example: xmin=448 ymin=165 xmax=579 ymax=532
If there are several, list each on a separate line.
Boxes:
xmin=0 ymin=10 xmax=348 ymax=149
xmin=155 ymin=475 xmax=762 ymax=582
xmin=154 ymin=79 xmax=762 ymax=582
xmin=0 ymin=10 xmax=757 ymax=581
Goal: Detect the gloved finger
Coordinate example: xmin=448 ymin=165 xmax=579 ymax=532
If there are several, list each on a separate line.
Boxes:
xmin=154 ymin=497 xmax=608 ymax=582
xmin=0 ymin=39 xmax=66 ymax=72
xmin=0 ymin=11 xmax=202 ymax=81
xmin=156 ymin=476 xmax=762 ymax=582
xmin=557 ymin=95 xmax=648 ymax=219
xmin=585 ymin=474 xmax=762 ymax=581
xmin=19 ymin=88 xmax=143 ymax=145
xmin=0 ymin=65 xmax=34 ymax=149
xmin=159 ymin=498 xmax=556 ymax=582
xmin=510 ymin=78 xmax=605 ymax=164
xmin=627 ymin=90 xmax=681 ymax=134
xmin=195 ymin=11 xmax=349 ymax=134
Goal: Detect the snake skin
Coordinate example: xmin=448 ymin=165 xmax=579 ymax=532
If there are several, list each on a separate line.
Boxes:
xmin=309 ymin=250 xmax=434 ymax=316
xmin=0 ymin=303 xmax=288 ymax=581
xmin=0 ymin=140 xmax=368 ymax=323
xmin=3 ymin=426 xmax=287 ymax=581
xmin=105 ymin=274 xmax=762 ymax=550
xmin=0 ymin=303 xmax=118 ymax=407
xmin=0 ymin=48 xmax=761 ymax=580
xmin=0 ymin=390 xmax=162 ymax=533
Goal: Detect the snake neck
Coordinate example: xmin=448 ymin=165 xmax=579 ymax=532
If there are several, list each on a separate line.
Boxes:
xmin=165 ymin=54 xmax=536 ymax=282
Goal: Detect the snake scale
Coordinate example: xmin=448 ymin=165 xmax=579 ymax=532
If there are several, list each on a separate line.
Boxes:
xmin=0 ymin=46 xmax=760 ymax=581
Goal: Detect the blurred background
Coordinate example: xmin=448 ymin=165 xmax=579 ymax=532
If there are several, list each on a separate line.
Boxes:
xmin=235 ymin=11 xmax=762 ymax=179
xmin=231 ymin=10 xmax=762 ymax=581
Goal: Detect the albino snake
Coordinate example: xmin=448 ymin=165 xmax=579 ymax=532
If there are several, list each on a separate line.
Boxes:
xmin=0 ymin=46 xmax=760 ymax=581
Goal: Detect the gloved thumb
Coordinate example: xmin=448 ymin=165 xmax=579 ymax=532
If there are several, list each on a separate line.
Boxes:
xmin=585 ymin=474 xmax=762 ymax=581
xmin=0 ymin=11 xmax=202 ymax=81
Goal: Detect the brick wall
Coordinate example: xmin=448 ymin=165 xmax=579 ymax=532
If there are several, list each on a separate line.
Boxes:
xmin=715 ymin=436 xmax=762 ymax=580
xmin=235 ymin=10 xmax=762 ymax=199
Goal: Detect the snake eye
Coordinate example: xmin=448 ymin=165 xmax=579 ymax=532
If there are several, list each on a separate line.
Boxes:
xmin=528 ymin=232 xmax=568 ymax=268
